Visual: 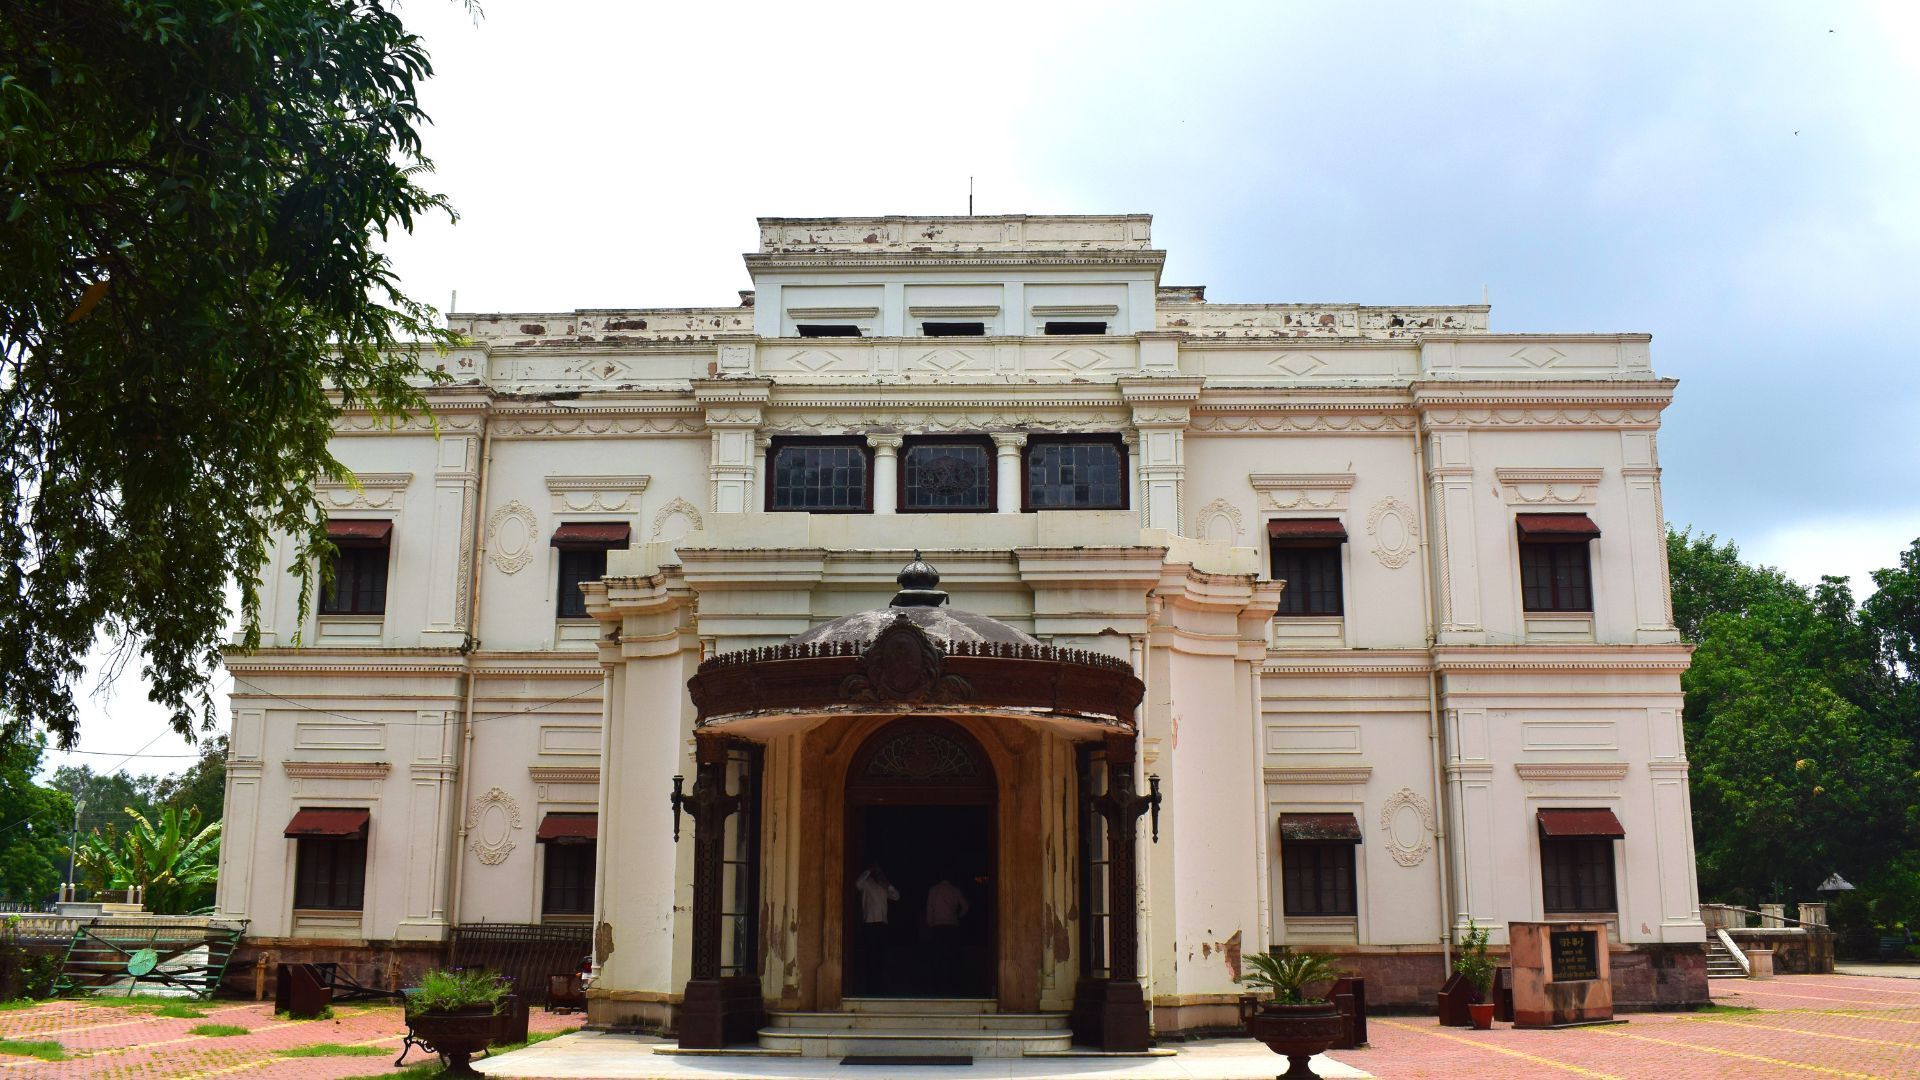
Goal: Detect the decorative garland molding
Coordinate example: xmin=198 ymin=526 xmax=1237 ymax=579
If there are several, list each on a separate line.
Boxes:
xmin=545 ymin=474 xmax=651 ymax=514
xmin=315 ymin=473 xmax=414 ymax=511
xmin=1514 ymin=762 xmax=1631 ymax=781
xmin=1495 ymin=467 xmax=1604 ymax=506
xmin=1189 ymin=413 xmax=1415 ymax=435
xmin=283 ymin=761 xmax=392 ymax=780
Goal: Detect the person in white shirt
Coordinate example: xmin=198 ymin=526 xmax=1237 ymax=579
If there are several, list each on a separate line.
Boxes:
xmin=925 ymin=877 xmax=970 ymax=982
xmin=853 ymin=864 xmax=899 ymax=990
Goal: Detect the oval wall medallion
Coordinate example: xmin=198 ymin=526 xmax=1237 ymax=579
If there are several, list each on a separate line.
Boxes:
xmin=486 ymin=501 xmax=538 ymax=574
xmin=1379 ymin=787 xmax=1435 ymax=867
xmin=1366 ymin=497 xmax=1419 ymax=569
xmin=465 ymin=787 xmax=523 ymax=865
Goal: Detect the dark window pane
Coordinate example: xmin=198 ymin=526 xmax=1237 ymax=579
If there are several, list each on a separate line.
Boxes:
xmin=1520 ymin=540 xmax=1593 ymax=612
xmin=542 ymin=843 xmax=596 ymax=916
xmin=320 ymin=544 xmax=388 ymax=616
xmin=1026 ymin=441 xmax=1126 ymax=510
xmin=1281 ymin=840 xmax=1357 ymax=917
xmin=556 ymin=547 xmax=608 ymax=619
xmin=922 ymin=322 xmax=985 ymax=336
xmin=1542 ymin=835 xmax=1616 ymax=913
xmin=903 ymin=443 xmax=991 ymax=511
xmin=771 ymin=443 xmax=869 ymax=512
xmin=796 ymin=324 xmax=861 ymax=337
xmin=1043 ymin=321 xmax=1107 ymax=335
xmin=295 ymin=837 xmax=367 ymax=910
xmin=1272 ymin=543 xmax=1344 ymax=616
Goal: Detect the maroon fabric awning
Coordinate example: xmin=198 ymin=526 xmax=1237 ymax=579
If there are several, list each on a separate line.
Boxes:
xmin=326 ymin=519 xmax=392 ymax=543
xmin=1267 ymin=519 xmax=1349 ymax=541
xmin=285 ymin=808 xmax=370 ymax=839
xmin=1516 ymin=513 xmax=1601 ymax=540
xmin=1537 ymin=808 xmax=1625 ymax=839
xmin=1279 ymin=812 xmax=1363 ymax=842
xmin=536 ymin=813 xmax=598 ymax=844
xmin=550 ymin=522 xmax=631 ymax=548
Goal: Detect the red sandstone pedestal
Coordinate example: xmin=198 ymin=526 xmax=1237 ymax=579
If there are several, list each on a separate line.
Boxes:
xmin=1509 ymin=921 xmax=1616 ymax=1028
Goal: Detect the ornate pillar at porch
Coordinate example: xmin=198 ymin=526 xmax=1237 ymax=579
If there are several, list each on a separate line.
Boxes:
xmin=676 ymin=735 xmax=764 ymax=1048
xmin=1074 ymin=735 xmax=1159 ymax=1052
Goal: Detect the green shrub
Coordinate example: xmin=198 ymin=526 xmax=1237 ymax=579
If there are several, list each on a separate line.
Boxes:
xmin=1239 ymin=947 xmax=1342 ymax=1005
xmin=1453 ymin=918 xmax=1497 ymax=1000
xmin=406 ymin=968 xmax=508 ymax=1015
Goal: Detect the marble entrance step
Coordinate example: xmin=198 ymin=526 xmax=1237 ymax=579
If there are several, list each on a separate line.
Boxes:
xmin=759 ymin=1001 xmax=1072 ymax=1058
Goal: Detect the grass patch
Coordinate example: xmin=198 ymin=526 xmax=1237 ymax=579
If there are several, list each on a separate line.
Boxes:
xmin=190 ymin=1023 xmax=249 ymax=1037
xmin=0 ymin=999 xmax=47 ymax=1013
xmin=274 ymin=1005 xmax=334 ymax=1021
xmin=280 ymin=1043 xmax=386 ymax=1058
xmin=153 ymin=1001 xmax=209 ymax=1019
xmin=0 ymin=1039 xmax=67 ymax=1062
xmin=1694 ymin=1003 xmax=1760 ymax=1015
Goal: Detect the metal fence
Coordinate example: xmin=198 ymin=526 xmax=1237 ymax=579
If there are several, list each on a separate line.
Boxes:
xmin=447 ymin=924 xmax=591 ymax=1006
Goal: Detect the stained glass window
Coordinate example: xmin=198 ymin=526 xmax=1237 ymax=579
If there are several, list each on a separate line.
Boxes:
xmin=903 ymin=441 xmax=991 ymax=512
xmin=770 ymin=441 xmax=870 ymax=512
xmin=1025 ymin=438 xmax=1126 ymax=510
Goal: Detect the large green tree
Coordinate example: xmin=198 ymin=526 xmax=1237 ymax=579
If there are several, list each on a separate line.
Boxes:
xmin=0 ymin=739 xmax=74 ymax=902
xmin=1671 ymin=529 xmax=1920 ymax=934
xmin=0 ymin=0 xmax=456 ymax=747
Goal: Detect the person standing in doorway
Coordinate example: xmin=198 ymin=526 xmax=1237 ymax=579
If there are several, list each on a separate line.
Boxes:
xmin=925 ymin=876 xmax=970 ymax=988
xmin=854 ymin=863 xmax=899 ymax=990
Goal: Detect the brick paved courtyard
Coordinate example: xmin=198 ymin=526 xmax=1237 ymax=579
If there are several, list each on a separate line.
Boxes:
xmin=0 ymin=973 xmax=1916 ymax=1077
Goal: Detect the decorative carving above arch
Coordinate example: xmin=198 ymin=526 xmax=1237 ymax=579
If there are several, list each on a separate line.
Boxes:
xmin=848 ymin=718 xmax=995 ymax=793
xmin=1196 ymin=498 xmax=1244 ymax=544
xmin=486 ymin=501 xmax=538 ymax=574
xmin=651 ymin=496 xmax=703 ymax=542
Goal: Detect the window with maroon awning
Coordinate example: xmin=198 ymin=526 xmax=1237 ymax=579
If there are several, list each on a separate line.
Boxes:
xmin=1267 ymin=519 xmax=1349 ymax=541
xmin=1515 ymin=513 xmax=1600 ymax=540
xmin=550 ymin=522 xmax=631 ymax=549
xmin=285 ymin=808 xmax=370 ymax=839
xmin=1536 ymin=808 xmax=1625 ymax=838
xmin=1279 ymin=812 xmax=1363 ymax=842
xmin=536 ymin=812 xmax=598 ymax=844
xmin=325 ymin=519 xmax=392 ymax=543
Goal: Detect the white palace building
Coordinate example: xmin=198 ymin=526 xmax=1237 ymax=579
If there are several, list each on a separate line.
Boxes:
xmin=216 ymin=213 xmax=1708 ymax=1049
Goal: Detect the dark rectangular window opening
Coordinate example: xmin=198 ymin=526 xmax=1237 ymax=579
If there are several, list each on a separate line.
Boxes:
xmin=796 ymin=324 xmax=862 ymax=337
xmin=1520 ymin=540 xmax=1594 ymax=612
xmin=768 ymin=438 xmax=872 ymax=513
xmin=319 ymin=542 xmax=389 ymax=616
xmin=542 ymin=843 xmax=596 ymax=917
xmin=1043 ymin=321 xmax=1108 ymax=335
xmin=902 ymin=438 xmax=993 ymax=512
xmin=921 ymin=322 xmax=986 ymax=337
xmin=294 ymin=837 xmax=368 ymax=910
xmin=1542 ymin=835 xmax=1618 ymax=913
xmin=1077 ymin=745 xmax=1111 ymax=978
xmin=556 ymin=548 xmax=608 ymax=619
xmin=720 ymin=745 xmax=763 ymax=977
xmin=1281 ymin=840 xmax=1357 ymax=917
xmin=1023 ymin=437 xmax=1127 ymax=511
xmin=1272 ymin=543 xmax=1344 ymax=616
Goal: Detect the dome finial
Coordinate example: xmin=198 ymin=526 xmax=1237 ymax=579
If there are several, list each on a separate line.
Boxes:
xmin=892 ymin=551 xmax=947 ymax=607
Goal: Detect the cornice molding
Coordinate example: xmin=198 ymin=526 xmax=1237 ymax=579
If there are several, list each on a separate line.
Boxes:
xmin=315 ymin=472 xmax=414 ymax=491
xmin=1249 ymin=473 xmax=1356 ymax=491
xmin=284 ymin=761 xmax=392 ymax=780
xmin=1514 ymin=762 xmax=1631 ymax=781
xmin=529 ymin=766 xmax=601 ymax=784
xmin=1265 ymin=766 xmax=1373 ymax=785
xmin=744 ymin=250 xmax=1166 ymax=272
xmin=1494 ymin=468 xmax=1605 ymax=485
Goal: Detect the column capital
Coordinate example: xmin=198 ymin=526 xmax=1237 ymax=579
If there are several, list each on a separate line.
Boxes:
xmin=990 ymin=431 xmax=1028 ymax=451
xmin=865 ymin=432 xmax=904 ymax=452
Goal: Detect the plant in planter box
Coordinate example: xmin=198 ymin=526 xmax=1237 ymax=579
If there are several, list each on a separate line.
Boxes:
xmin=1453 ymin=919 xmax=1498 ymax=1029
xmin=405 ymin=969 xmax=511 ymax=1077
xmin=1239 ymin=948 xmax=1348 ymax=1079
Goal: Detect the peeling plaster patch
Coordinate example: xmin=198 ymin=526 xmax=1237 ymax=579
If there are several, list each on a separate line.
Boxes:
xmin=1223 ymin=929 xmax=1243 ymax=981
xmin=595 ymin=921 xmax=615 ymax=963
xmin=519 ymin=324 xmax=546 ymax=335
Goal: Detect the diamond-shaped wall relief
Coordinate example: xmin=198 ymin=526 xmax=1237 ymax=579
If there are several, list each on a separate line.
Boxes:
xmin=1051 ymin=348 xmax=1119 ymax=371
xmin=1267 ymin=353 xmax=1327 ymax=377
xmin=1511 ymin=345 xmax=1567 ymax=368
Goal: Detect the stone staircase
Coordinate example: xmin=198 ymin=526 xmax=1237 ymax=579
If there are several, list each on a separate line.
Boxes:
xmin=758 ymin=998 xmax=1073 ymax=1058
xmin=1706 ymin=934 xmax=1748 ymax=979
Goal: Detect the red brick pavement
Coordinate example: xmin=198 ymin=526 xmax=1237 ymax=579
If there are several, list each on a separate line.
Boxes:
xmin=1340 ymin=973 xmax=1920 ymax=1079
xmin=0 ymin=998 xmax=576 ymax=1079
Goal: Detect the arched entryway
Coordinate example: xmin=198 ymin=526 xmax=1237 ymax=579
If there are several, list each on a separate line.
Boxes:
xmin=843 ymin=718 xmax=996 ymax=998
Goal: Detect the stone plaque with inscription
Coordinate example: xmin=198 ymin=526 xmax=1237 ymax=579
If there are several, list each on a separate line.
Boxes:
xmin=1509 ymin=921 xmax=1616 ymax=1028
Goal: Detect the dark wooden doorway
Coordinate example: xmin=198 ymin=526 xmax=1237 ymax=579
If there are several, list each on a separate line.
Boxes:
xmin=843 ymin=718 xmax=997 ymax=999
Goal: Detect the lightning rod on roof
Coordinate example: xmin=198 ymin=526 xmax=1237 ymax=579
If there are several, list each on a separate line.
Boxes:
xmin=969 ymin=176 xmax=974 ymax=216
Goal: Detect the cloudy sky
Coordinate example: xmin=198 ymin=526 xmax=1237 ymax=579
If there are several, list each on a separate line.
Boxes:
xmin=51 ymin=0 xmax=1920 ymax=778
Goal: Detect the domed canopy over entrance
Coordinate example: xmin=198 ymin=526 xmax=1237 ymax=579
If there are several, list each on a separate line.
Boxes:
xmin=688 ymin=554 xmax=1143 ymax=740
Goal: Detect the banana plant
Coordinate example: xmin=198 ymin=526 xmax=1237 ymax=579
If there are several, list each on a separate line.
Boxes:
xmin=76 ymin=806 xmax=221 ymax=915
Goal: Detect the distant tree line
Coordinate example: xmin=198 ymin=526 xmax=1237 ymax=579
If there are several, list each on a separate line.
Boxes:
xmin=1670 ymin=529 xmax=1920 ymax=953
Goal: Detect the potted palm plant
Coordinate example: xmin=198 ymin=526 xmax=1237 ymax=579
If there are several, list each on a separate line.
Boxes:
xmin=404 ymin=968 xmax=511 ymax=1077
xmin=1453 ymin=919 xmax=1498 ymax=1029
xmin=1238 ymin=947 xmax=1347 ymax=1079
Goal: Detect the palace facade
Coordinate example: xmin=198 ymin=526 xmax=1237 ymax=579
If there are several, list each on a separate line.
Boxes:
xmin=217 ymin=213 xmax=1708 ymax=1046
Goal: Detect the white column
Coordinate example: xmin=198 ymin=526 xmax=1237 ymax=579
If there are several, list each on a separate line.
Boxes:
xmin=705 ymin=410 xmax=762 ymax=514
xmin=868 ymin=433 xmax=902 ymax=515
xmin=422 ymin=433 xmax=478 ymax=648
xmin=992 ymin=432 xmax=1026 ymax=514
xmin=1426 ymin=430 xmax=1484 ymax=643
xmin=1131 ymin=423 xmax=1187 ymax=535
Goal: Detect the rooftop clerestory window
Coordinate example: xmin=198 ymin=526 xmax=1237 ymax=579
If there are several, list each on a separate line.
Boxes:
xmin=921 ymin=322 xmax=986 ymax=337
xmin=1043 ymin=321 xmax=1107 ymax=335
xmin=796 ymin=324 xmax=862 ymax=338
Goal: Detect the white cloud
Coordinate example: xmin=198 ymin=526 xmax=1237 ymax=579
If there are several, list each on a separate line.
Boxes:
xmin=1744 ymin=512 xmax=1920 ymax=599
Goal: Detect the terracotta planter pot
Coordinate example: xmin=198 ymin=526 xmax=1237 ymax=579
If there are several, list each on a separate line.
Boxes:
xmin=1247 ymin=1000 xmax=1345 ymax=1079
xmin=1468 ymin=1001 xmax=1495 ymax=1030
xmin=407 ymin=1007 xmax=500 ymax=1077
